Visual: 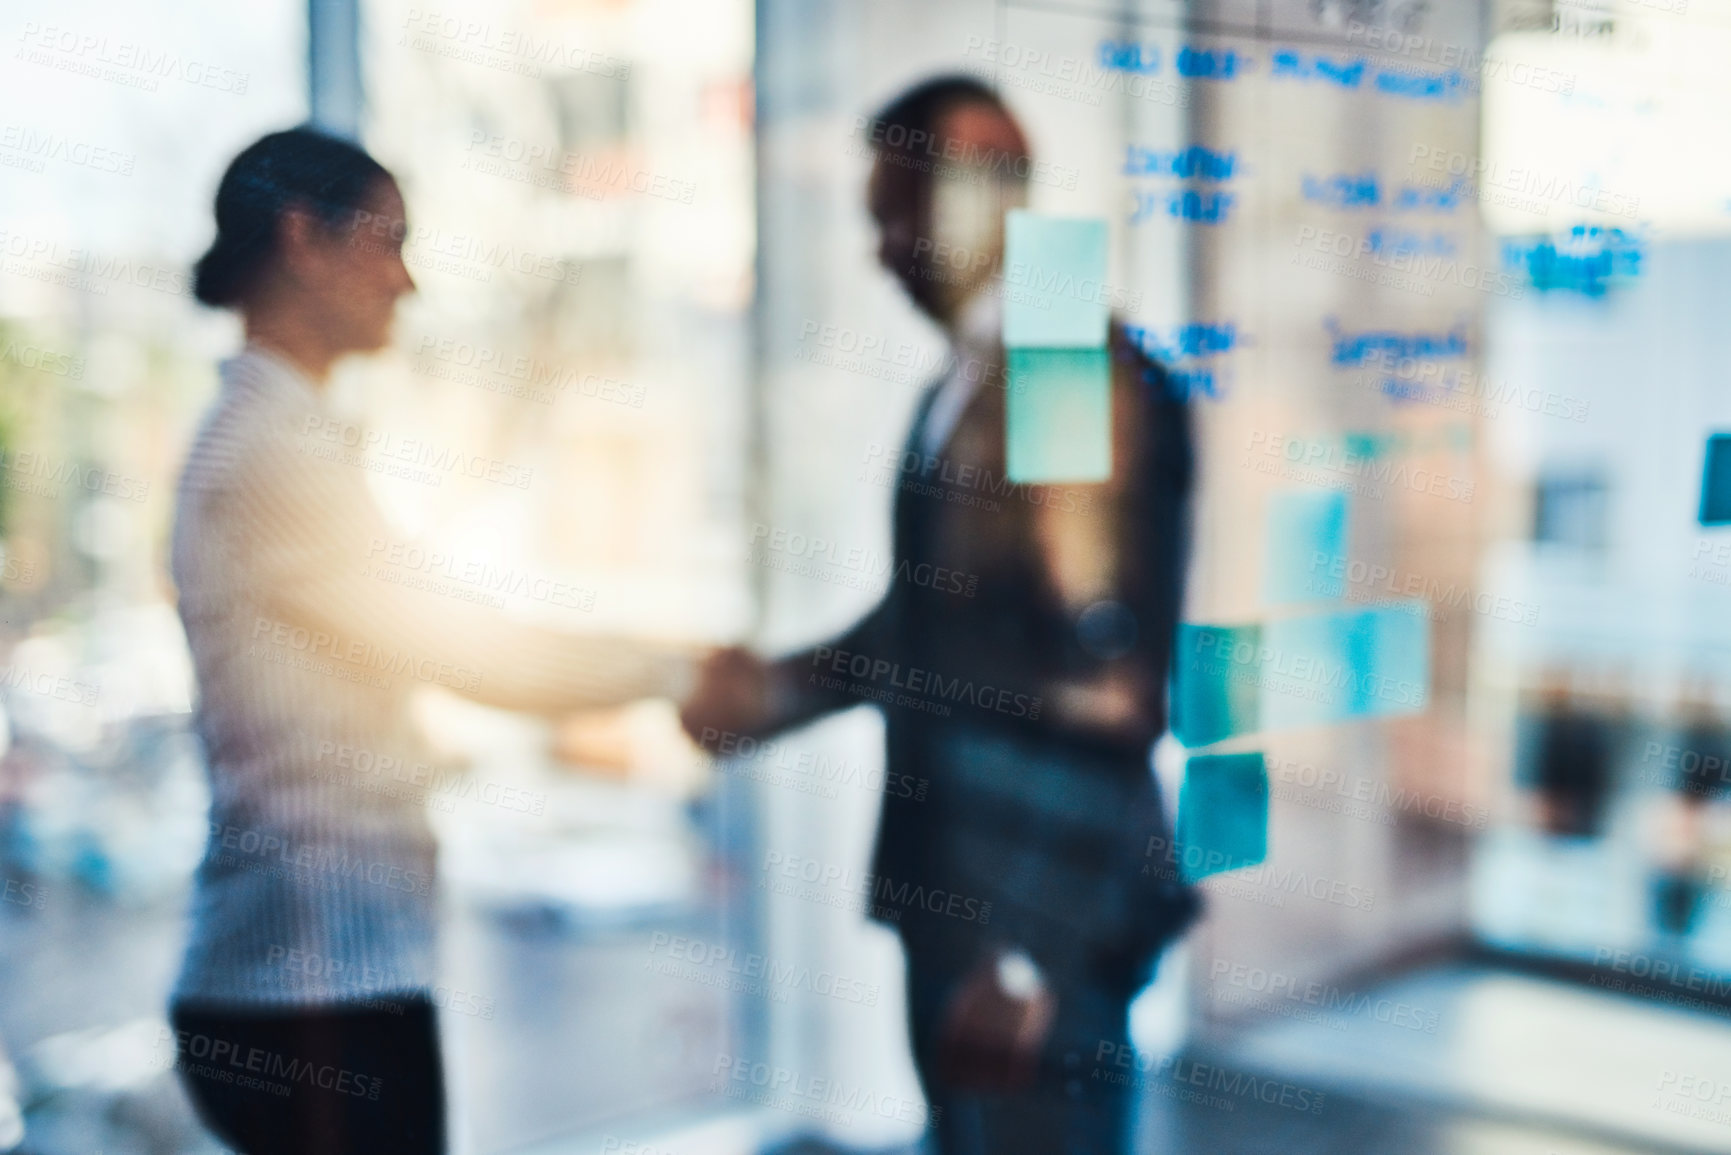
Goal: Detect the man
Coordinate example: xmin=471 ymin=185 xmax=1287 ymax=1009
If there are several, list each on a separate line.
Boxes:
xmin=684 ymin=77 xmax=1199 ymax=1153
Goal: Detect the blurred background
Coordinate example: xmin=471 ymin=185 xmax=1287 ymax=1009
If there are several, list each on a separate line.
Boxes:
xmin=3 ymin=0 xmax=1731 ymax=1152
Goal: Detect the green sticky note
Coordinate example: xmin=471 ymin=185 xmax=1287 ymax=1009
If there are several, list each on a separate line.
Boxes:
xmin=1177 ymin=751 xmax=1269 ymax=882
xmin=1265 ymin=490 xmax=1349 ymax=606
xmin=1003 ymin=210 xmax=1110 ymax=348
xmin=1172 ymin=623 xmax=1263 ymax=746
xmin=1006 ymin=348 xmax=1111 ymax=483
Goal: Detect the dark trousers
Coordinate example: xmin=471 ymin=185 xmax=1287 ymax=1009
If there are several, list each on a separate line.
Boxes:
xmin=904 ymin=949 xmax=1135 ymax=1155
xmin=169 ymin=997 xmax=445 ymax=1155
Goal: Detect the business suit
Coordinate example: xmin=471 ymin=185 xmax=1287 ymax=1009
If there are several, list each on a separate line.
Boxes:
xmin=767 ymin=319 xmax=1200 ymax=1152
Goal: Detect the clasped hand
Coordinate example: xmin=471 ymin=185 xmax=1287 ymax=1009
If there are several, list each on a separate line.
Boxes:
xmin=678 ymin=645 xmax=773 ymax=747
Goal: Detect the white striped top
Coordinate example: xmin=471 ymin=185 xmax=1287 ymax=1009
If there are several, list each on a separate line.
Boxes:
xmin=170 ymin=346 xmax=692 ymax=1006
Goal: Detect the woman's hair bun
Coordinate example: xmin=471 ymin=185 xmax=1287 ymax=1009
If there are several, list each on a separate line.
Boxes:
xmin=193 ymin=126 xmax=391 ymax=309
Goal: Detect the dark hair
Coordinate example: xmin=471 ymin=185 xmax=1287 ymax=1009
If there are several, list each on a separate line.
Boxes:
xmin=194 ymin=127 xmax=392 ymax=308
xmin=864 ymin=75 xmax=1028 ymax=169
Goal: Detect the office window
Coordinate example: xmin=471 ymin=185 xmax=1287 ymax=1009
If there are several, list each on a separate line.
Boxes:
xmin=1532 ymin=470 xmax=1609 ymax=552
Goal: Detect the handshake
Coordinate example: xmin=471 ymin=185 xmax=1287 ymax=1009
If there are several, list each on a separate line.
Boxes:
xmin=553 ymin=647 xmax=782 ymax=785
xmin=677 ymin=646 xmax=779 ymax=750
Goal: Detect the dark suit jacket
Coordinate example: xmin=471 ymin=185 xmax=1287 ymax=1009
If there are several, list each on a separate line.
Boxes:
xmin=768 ymin=321 xmax=1199 ymax=986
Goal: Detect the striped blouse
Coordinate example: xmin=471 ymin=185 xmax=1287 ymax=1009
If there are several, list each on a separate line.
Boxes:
xmin=170 ymin=346 xmax=692 ymax=1006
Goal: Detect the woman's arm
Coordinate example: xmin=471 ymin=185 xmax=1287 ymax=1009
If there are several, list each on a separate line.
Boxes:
xmin=236 ymin=420 xmax=695 ymax=715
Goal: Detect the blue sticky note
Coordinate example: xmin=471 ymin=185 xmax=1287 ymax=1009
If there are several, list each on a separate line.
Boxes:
xmin=1265 ymin=490 xmax=1349 ymax=606
xmin=1702 ymin=434 xmax=1731 ymax=524
xmin=1257 ymin=610 xmax=1354 ymax=732
xmin=1259 ymin=603 xmax=1429 ymax=731
xmin=1172 ymin=623 xmax=1263 ymax=747
xmin=1003 ymin=210 xmax=1110 ymax=349
xmin=1350 ymin=601 xmax=1429 ymax=718
xmin=1006 ymin=348 xmax=1111 ymax=483
xmin=1177 ymin=751 xmax=1269 ymax=881
xmin=1174 ymin=606 xmax=1428 ymax=743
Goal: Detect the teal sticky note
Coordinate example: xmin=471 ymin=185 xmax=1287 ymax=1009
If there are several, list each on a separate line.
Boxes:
xmin=1003 ymin=210 xmax=1110 ymax=348
xmin=1257 ymin=609 xmax=1355 ymax=732
xmin=1177 ymin=751 xmax=1269 ymax=882
xmin=1172 ymin=623 xmax=1263 ymax=746
xmin=1350 ymin=600 xmax=1429 ymax=718
xmin=1702 ymin=434 xmax=1731 ymax=524
xmin=1258 ymin=603 xmax=1429 ymax=731
xmin=1006 ymin=348 xmax=1111 ymax=483
xmin=1264 ymin=490 xmax=1349 ymax=606
xmin=1173 ymin=606 xmax=1428 ymax=744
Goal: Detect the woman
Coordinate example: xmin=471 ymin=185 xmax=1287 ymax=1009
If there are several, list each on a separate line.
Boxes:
xmin=170 ymin=127 xmax=693 ymax=1154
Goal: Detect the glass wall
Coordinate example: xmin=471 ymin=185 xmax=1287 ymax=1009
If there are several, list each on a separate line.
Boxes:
xmin=747 ymin=2 xmax=1731 ymax=1150
xmin=7 ymin=0 xmax=1731 ymax=1152
xmin=1472 ymin=4 xmax=1731 ymax=986
xmin=0 ymin=0 xmax=760 ymax=1150
xmin=0 ymin=1 xmax=305 ymax=1151
xmin=357 ymin=0 xmax=758 ymax=1147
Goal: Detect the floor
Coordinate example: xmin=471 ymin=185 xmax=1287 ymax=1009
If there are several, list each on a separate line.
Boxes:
xmin=8 ymin=893 xmax=1731 ymax=1153
xmin=1209 ymin=963 xmax=1731 ymax=1154
xmin=765 ymin=1096 xmax=1671 ymax=1155
xmin=761 ymin=963 xmax=1731 ymax=1155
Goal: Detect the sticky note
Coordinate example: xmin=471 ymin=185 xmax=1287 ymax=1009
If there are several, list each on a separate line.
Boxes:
xmin=1350 ymin=600 xmax=1429 ymax=718
xmin=1177 ymin=751 xmax=1269 ymax=882
xmin=1006 ymin=348 xmax=1111 ymax=483
xmin=1259 ymin=603 xmax=1429 ymax=731
xmin=1701 ymin=434 xmax=1731 ymax=525
xmin=1256 ymin=610 xmax=1354 ymax=733
xmin=1172 ymin=605 xmax=1429 ymax=744
xmin=1264 ymin=490 xmax=1349 ymax=606
xmin=1172 ymin=623 xmax=1263 ymax=747
xmin=1003 ymin=210 xmax=1110 ymax=348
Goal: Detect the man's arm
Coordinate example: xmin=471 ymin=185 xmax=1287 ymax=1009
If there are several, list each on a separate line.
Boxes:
xmin=682 ymin=592 xmax=897 ymax=745
xmin=682 ymin=382 xmax=950 ymax=743
xmin=761 ymin=595 xmax=895 ymax=731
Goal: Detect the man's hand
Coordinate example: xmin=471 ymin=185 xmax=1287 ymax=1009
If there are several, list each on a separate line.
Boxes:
xmin=935 ymin=950 xmax=1056 ymax=1092
xmin=679 ymin=646 xmax=772 ymax=746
